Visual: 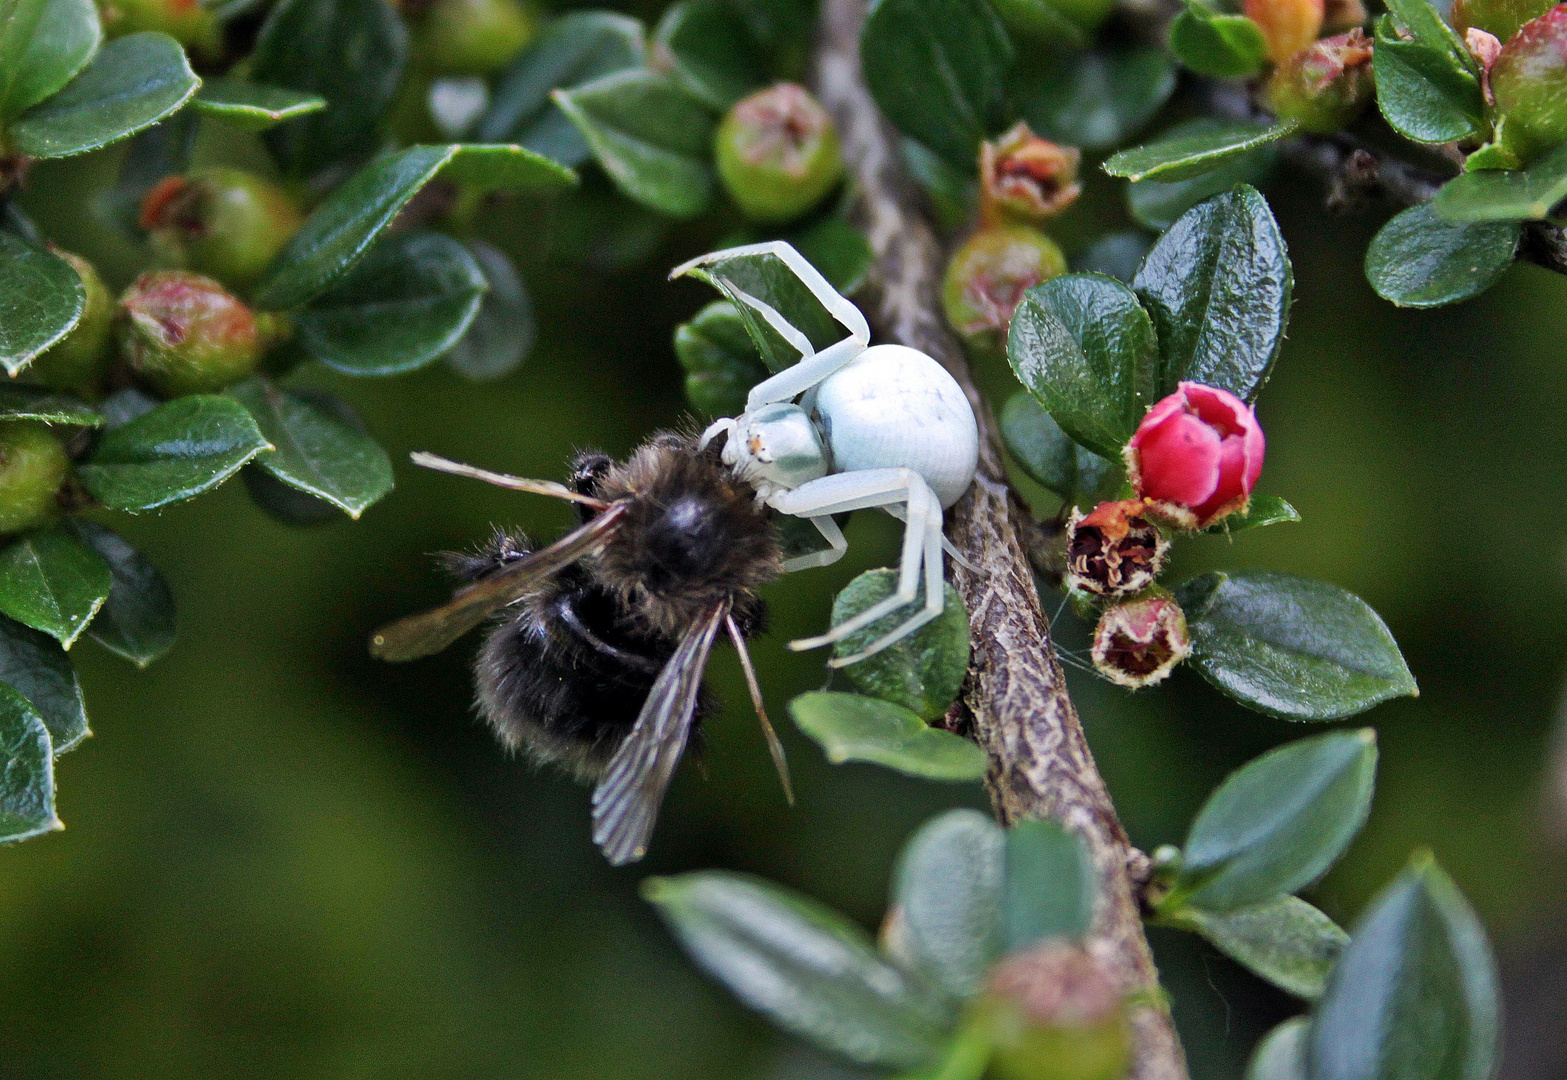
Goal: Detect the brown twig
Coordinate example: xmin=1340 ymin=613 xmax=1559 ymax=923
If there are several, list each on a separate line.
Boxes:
xmin=813 ymin=4 xmax=1189 ymax=1077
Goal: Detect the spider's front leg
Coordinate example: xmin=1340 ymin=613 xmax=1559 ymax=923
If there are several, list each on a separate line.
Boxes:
xmin=772 ymin=469 xmax=947 ymax=665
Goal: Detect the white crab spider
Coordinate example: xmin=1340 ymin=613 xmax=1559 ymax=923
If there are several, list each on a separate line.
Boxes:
xmin=673 ymin=240 xmax=980 ymax=667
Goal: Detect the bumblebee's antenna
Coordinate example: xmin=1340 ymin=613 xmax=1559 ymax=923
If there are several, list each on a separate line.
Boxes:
xmin=410 ymin=452 xmax=611 ymax=509
xmin=725 ymin=613 xmax=794 ymax=806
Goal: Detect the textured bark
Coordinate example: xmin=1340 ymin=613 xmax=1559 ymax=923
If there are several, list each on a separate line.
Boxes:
xmin=812 ymin=4 xmax=1189 ymax=1077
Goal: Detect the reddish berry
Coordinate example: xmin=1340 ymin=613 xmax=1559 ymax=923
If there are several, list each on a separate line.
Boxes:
xmin=118 ymin=272 xmax=262 ymax=398
xmin=942 ymin=224 xmax=1067 ymax=361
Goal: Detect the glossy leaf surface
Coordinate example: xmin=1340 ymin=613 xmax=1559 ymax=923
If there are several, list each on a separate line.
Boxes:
xmin=1105 ymin=120 xmax=1293 ymax=183
xmin=1132 ymin=184 xmax=1292 ymax=401
xmin=1178 ymin=571 xmax=1419 ymax=721
xmin=1127 ymin=119 xmax=1281 ymax=230
xmin=0 ymin=683 xmax=59 ymax=843
xmin=1013 ymin=45 xmax=1176 ymax=151
xmin=0 ymin=232 xmax=85 ymax=377
xmin=675 ymin=300 xmax=769 ymax=416
xmin=1433 ymin=144 xmax=1567 ymax=222
xmin=230 ymin=379 xmax=393 ymax=516
xmin=0 ymin=385 xmax=102 ymax=425
xmin=1169 ymin=4 xmax=1268 ymax=78
xmin=1204 ymin=495 xmax=1300 ymax=534
xmin=444 ymin=240 xmax=534 ymax=382
xmin=0 ymin=615 xmax=88 ymax=751
xmin=1372 ymin=16 xmax=1486 ymax=146
xmin=0 ymin=527 xmax=112 ymax=648
xmin=790 ymin=692 xmax=987 ymax=781
xmin=1000 ymin=391 xmax=1117 ymax=502
xmin=65 ymin=520 xmax=175 ymax=668
xmin=0 ymin=0 xmax=101 ymax=122
xmin=645 ymin=871 xmax=949 ymax=1067
xmin=1248 ymin=1018 xmax=1309 ymax=1080
xmin=190 ymin=79 xmax=326 ymax=131
xmin=77 ymin=394 xmax=273 ymax=511
xmin=1365 ymin=203 xmax=1519 ymax=308
xmin=831 ymin=569 xmax=970 ymax=722
xmin=655 ymin=0 xmax=768 ymax=110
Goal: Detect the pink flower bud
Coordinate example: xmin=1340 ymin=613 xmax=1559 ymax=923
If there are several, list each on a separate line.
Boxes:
xmin=1091 ymin=597 xmax=1192 ymax=689
xmin=1066 ymin=499 xmax=1168 ymax=598
xmin=980 ymin=122 xmax=1082 ymax=225
xmin=1124 ymin=382 xmax=1265 ymax=530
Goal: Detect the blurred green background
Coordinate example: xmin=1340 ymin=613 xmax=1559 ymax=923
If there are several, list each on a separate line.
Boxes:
xmin=5 ymin=96 xmax=1567 ymax=1080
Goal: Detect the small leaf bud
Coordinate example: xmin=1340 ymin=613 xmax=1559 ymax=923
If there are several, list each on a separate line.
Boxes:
xmin=420 ymin=0 xmax=538 ymax=76
xmin=942 ymin=224 xmax=1067 ymax=362
xmin=980 ymin=122 xmax=1082 ymax=225
xmin=1452 ymin=0 xmax=1556 ymax=46
xmin=1065 ymin=499 xmax=1169 ymax=599
xmin=28 ymin=250 xmax=113 ymax=395
xmin=1091 ymin=597 xmax=1192 ymax=689
xmin=100 ymin=0 xmax=222 ymax=61
xmin=1490 ymin=5 xmax=1567 ymax=164
xmin=1124 ymin=382 xmax=1265 ymax=531
xmin=139 ymin=169 xmax=305 ymax=291
xmin=981 ymin=942 xmax=1133 ymax=1080
xmin=715 ymin=84 xmax=844 ymax=224
xmin=1245 ymin=0 xmax=1325 ymax=64
xmin=118 ymin=271 xmax=263 ymax=398
xmin=1263 ymin=29 xmax=1375 ymax=133
xmin=0 ymin=422 xmax=70 ymax=535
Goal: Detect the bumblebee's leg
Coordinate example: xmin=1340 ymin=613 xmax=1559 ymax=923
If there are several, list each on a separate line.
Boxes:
xmin=781 ymin=515 xmax=847 ymax=573
xmin=771 ymin=470 xmax=947 ymax=659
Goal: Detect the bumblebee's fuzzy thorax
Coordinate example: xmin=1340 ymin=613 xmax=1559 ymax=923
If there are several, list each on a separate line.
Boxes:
xmin=589 ymin=434 xmax=782 ymax=638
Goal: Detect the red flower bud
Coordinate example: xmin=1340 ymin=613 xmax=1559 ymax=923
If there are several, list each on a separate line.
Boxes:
xmin=981 ymin=122 xmax=1082 ymax=225
xmin=1264 ymin=29 xmax=1375 ymax=133
xmin=1246 ymin=0 xmax=1325 ymax=63
xmin=1091 ymin=597 xmax=1192 ymax=689
xmin=942 ymin=224 xmax=1067 ymax=361
xmin=1124 ymin=382 xmax=1265 ymax=530
xmin=118 ymin=271 xmax=262 ymax=398
xmin=1490 ymin=5 xmax=1567 ymax=165
xmin=1066 ymin=499 xmax=1168 ymax=598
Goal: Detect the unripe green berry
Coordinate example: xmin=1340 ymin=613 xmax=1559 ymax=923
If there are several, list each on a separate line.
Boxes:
xmin=1264 ymin=29 xmax=1375 ymax=133
xmin=1453 ymin=0 xmax=1556 ymax=46
xmin=0 ymin=422 xmax=70 ymax=535
xmin=28 ymin=251 xmax=113 ymax=395
xmin=1491 ymin=5 xmax=1567 ymax=164
xmin=139 ymin=169 xmax=304 ymax=291
xmin=980 ymin=943 xmax=1132 ymax=1080
xmin=118 ymin=272 xmax=262 ymax=398
xmin=715 ymin=84 xmax=844 ymax=224
xmin=942 ymin=224 xmax=1066 ymax=362
xmin=101 ymin=0 xmax=222 ymax=60
xmin=421 ymin=0 xmax=537 ymax=75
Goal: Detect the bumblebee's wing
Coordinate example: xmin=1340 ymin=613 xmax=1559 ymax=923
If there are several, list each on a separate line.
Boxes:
xmin=591 ymin=602 xmax=728 ymax=865
xmin=370 ymin=503 xmax=628 ymax=662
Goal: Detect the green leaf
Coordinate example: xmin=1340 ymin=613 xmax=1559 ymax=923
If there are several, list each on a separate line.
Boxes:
xmin=901 ymin=137 xmax=978 ymax=229
xmin=655 ymin=0 xmax=768 ymax=111
xmin=676 ymin=300 xmax=769 ymax=417
xmin=229 ymin=378 xmax=393 ymax=516
xmin=0 ymin=232 xmax=85 ymax=376
xmin=0 ymin=683 xmax=60 ymax=843
xmin=1169 ymin=6 xmax=1268 ymax=79
xmin=9 ymin=33 xmax=199 ymax=159
xmin=1432 ymin=143 xmax=1567 ymax=222
xmin=249 ymin=0 xmax=408 ymax=177
xmin=1160 ymin=895 xmax=1348 ymax=1000
xmin=792 ymin=217 xmax=874 ymax=296
xmin=1203 ymin=495 xmax=1300 ymax=534
xmin=444 ymin=240 xmax=534 ymax=382
xmin=0 ymin=527 xmax=112 ymax=648
xmin=252 ymin=144 xmax=569 ymax=312
xmin=644 ymin=870 xmax=949 ymax=1068
xmin=1383 ymin=0 xmax=1477 ymax=75
xmin=0 ymin=615 xmax=88 ymax=751
xmin=1247 ymin=1018 xmax=1309 ymax=1080
xmin=190 ymin=78 xmax=326 ymax=131
xmin=1177 ymin=571 xmax=1419 ymax=721
xmin=1372 ymin=16 xmax=1487 ymax=146
xmin=831 ymin=569 xmax=970 ymax=722
xmin=860 ymin=0 xmax=1015 ymax=171
xmin=1002 ymin=819 xmax=1095 ymax=952
xmin=1104 ymin=120 xmax=1295 ymax=183
xmin=77 ymin=394 xmax=273 ymax=511
xmin=1073 ymin=231 xmax=1153 ymax=284
xmin=0 ymin=385 xmax=102 ymax=425
xmin=294 ymin=230 xmax=487 ymax=376
xmin=476 ymin=10 xmax=646 ymax=168
xmin=674 ymin=243 xmax=859 ymax=372
xmin=1007 ymin=273 xmax=1158 ymax=461
xmin=1127 ymin=118 xmax=1282 ymax=231
xmin=1132 ymin=184 xmax=1292 ymax=402
xmin=889 ymin=809 xmax=1004 ymax=1000
xmin=1000 ymin=391 xmax=1117 ymax=502
xmin=63 ymin=520 xmax=174 ymax=668
xmin=1012 ymin=45 xmax=1176 ymax=152
xmin=1175 ymin=729 xmax=1378 ymax=912
xmin=1365 ymin=203 xmax=1519 ymax=308
xmin=0 ymin=0 xmax=101 ymax=122
xmin=552 ymin=69 xmax=716 ymax=218
xmin=1308 ymin=853 xmax=1499 ymax=1080
xmin=789 ymin=692 xmax=987 ymax=781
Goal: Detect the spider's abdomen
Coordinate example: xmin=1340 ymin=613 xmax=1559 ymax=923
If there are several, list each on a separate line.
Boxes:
xmin=812 ymin=344 xmax=979 ymax=508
